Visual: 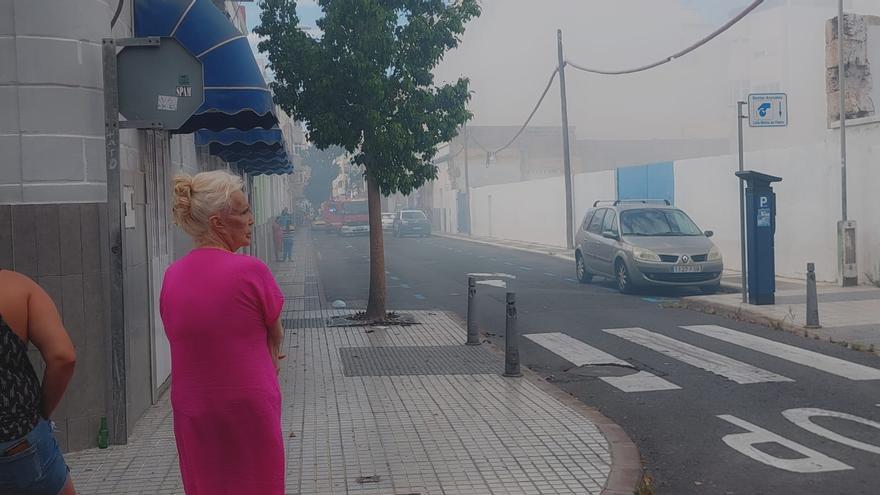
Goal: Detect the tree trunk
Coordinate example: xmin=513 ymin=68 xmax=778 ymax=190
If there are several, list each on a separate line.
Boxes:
xmin=365 ymin=171 xmax=387 ymax=320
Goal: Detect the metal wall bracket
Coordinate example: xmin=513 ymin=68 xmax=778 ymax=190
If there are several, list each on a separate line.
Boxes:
xmin=120 ymin=120 xmax=165 ymax=129
xmin=116 ymin=36 xmax=161 ymax=47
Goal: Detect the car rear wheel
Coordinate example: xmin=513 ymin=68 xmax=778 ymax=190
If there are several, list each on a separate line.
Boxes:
xmin=615 ymin=260 xmax=634 ymax=294
xmin=576 ymin=253 xmax=592 ymax=283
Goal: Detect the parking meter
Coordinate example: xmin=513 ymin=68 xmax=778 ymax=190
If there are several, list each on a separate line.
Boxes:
xmin=735 ymin=171 xmax=782 ymax=305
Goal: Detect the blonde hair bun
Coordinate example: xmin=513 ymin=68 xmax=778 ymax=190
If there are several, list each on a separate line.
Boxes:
xmin=172 ymin=174 xmax=194 ymax=216
xmin=171 ymin=170 xmax=244 ymax=239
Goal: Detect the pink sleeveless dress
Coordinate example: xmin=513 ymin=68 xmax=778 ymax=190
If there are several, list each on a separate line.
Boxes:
xmin=160 ymin=248 xmax=284 ymax=494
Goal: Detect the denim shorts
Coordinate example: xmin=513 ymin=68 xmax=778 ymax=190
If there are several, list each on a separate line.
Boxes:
xmin=0 ymin=419 xmax=69 ymax=495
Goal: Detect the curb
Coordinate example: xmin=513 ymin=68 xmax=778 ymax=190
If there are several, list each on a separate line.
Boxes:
xmin=434 ymin=233 xmax=576 ymax=262
xmin=675 ymin=297 xmax=877 ymax=358
xmin=445 ymin=311 xmax=643 ymax=495
xmin=673 ymin=297 xmax=857 ymax=353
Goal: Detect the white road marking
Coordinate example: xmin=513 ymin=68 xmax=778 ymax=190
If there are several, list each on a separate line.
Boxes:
xmin=524 ymin=332 xmax=680 ymax=392
xmin=682 ymin=325 xmax=880 ymax=380
xmin=525 ymin=332 xmax=627 ymax=366
xmin=477 ymin=280 xmax=507 ymax=289
xmin=782 ymin=408 xmax=880 ymax=455
xmin=601 ymin=371 xmax=681 ymax=392
xmin=717 ymin=414 xmax=852 ymax=473
xmin=603 ymin=327 xmax=792 ymax=384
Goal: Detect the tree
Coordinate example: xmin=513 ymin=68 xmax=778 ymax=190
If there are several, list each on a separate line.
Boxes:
xmin=302 ymin=145 xmax=343 ymax=208
xmin=257 ymin=0 xmax=480 ymax=320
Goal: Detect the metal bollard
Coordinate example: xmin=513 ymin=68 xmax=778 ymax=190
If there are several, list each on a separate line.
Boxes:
xmin=466 ymin=276 xmax=480 ymax=345
xmin=805 ymin=263 xmax=821 ymax=328
xmin=503 ymin=292 xmax=522 ymax=377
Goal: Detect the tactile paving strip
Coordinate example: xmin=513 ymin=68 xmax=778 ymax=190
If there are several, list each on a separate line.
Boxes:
xmin=340 ymin=345 xmax=501 ymax=376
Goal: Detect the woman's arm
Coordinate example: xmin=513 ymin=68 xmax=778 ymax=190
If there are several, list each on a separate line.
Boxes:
xmin=267 ymin=318 xmax=285 ymax=375
xmin=27 ymin=281 xmax=76 ymax=418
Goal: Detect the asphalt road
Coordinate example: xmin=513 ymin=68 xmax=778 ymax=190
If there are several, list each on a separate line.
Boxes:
xmin=312 ymin=230 xmax=880 ymax=495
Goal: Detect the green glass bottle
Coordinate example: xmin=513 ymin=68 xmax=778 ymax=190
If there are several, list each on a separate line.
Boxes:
xmin=97 ymin=416 xmax=109 ymax=449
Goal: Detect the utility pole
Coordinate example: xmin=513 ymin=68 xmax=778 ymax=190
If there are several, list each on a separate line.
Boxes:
xmin=737 ymin=101 xmax=748 ymax=303
xmin=838 ymin=0 xmax=847 ymax=224
xmin=557 ymin=29 xmax=574 ymax=250
xmin=463 ymin=123 xmax=471 ymax=235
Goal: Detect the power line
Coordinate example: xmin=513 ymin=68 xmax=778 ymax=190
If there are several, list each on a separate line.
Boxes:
xmin=465 ymin=0 xmax=764 ymax=159
xmin=566 ymin=0 xmax=764 ymax=75
xmin=485 ymin=67 xmax=560 ymax=157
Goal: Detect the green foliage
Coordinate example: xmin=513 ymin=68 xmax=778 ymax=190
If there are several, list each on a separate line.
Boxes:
xmin=301 ymin=145 xmax=343 ymax=207
xmin=255 ymin=0 xmax=480 ymax=196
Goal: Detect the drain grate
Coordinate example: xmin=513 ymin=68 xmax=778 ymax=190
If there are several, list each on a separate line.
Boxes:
xmin=339 ymin=345 xmax=500 ymax=377
xmin=282 ymin=317 xmax=325 ymax=329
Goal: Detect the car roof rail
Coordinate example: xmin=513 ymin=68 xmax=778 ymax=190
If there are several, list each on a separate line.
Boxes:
xmin=612 ymin=199 xmax=671 ymax=206
xmin=592 ymin=200 xmax=616 ymax=207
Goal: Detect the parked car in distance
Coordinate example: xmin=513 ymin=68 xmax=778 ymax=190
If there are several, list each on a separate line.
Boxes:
xmin=393 ymin=210 xmax=431 ymax=237
xmin=311 ymin=218 xmax=328 ymax=231
xmin=382 ymin=212 xmax=395 ymax=231
xmin=574 ymin=200 xmax=723 ymax=294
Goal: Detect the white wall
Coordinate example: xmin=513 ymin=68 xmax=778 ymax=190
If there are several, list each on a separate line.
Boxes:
xmin=675 ymin=126 xmax=880 ymax=283
xmin=572 ymin=170 xmax=617 ymax=229
xmin=471 ymin=176 xmax=567 ymax=247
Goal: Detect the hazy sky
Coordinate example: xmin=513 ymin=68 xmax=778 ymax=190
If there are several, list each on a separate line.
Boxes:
xmin=239 ymin=0 xmax=800 ymax=142
xmin=243 ymin=1 xmax=756 ymax=32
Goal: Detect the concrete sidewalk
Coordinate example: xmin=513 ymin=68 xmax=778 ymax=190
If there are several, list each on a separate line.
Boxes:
xmin=65 ymin=231 xmax=639 ymax=494
xmin=681 ymin=282 xmax=880 ymax=353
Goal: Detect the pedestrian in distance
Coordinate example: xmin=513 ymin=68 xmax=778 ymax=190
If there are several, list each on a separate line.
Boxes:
xmin=276 ymin=207 xmax=292 ymax=231
xmin=0 ymin=269 xmax=77 ymax=495
xmin=163 ymin=170 xmax=286 ymax=495
xmin=272 ymin=216 xmax=283 ymax=262
xmin=282 ymin=224 xmax=295 ymax=262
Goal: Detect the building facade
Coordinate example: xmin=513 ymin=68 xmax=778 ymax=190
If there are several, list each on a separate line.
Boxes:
xmin=0 ymin=0 xmax=298 ymax=451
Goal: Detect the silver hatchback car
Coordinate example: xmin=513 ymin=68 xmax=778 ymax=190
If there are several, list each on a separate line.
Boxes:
xmin=575 ymin=200 xmax=723 ymax=294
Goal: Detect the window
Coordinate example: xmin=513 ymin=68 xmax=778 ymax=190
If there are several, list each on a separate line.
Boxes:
xmin=402 ymin=211 xmax=427 ymax=221
xmin=620 ymin=209 xmax=702 ymax=236
xmin=342 ymin=201 xmax=368 ymax=215
xmin=602 ymin=210 xmax=618 ymax=235
xmin=587 ymin=209 xmax=607 ymax=235
xmin=582 ymin=210 xmax=596 ymax=230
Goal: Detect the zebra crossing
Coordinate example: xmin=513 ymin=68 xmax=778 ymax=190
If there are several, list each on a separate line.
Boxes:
xmin=524 ymin=325 xmax=880 ymax=392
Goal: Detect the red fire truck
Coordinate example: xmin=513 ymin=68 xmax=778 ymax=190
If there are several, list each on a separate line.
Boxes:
xmin=320 ymin=199 xmax=369 ymax=235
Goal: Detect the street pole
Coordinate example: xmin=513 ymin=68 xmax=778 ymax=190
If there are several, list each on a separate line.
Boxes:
xmin=463 ymin=123 xmax=471 ymax=235
xmin=838 ymin=0 xmax=847 ymax=223
xmin=102 ymin=38 xmax=128 ymax=444
xmin=737 ymin=101 xmax=748 ymax=303
xmin=557 ymin=29 xmax=575 ymax=250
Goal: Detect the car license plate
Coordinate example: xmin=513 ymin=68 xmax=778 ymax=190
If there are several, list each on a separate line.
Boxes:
xmin=672 ymin=265 xmax=702 ymax=273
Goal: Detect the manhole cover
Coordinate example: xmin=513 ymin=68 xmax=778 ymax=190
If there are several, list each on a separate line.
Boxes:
xmin=340 ymin=345 xmax=500 ymax=376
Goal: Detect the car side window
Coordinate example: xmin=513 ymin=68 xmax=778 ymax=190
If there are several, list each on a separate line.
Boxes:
xmin=581 ymin=211 xmax=595 ymax=231
xmin=603 ymin=210 xmax=617 ymax=235
xmin=587 ymin=209 xmax=606 ymax=235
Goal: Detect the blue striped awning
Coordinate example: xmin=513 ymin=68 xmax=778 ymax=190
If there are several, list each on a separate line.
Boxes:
xmin=135 ymin=0 xmax=277 ymax=133
xmin=196 ymin=128 xmax=294 ymax=176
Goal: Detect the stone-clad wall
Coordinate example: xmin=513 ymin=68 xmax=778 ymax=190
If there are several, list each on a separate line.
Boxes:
xmin=0 ymin=203 xmax=110 ymax=452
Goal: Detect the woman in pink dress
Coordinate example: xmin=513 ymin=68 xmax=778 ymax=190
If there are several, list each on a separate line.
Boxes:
xmin=161 ymin=170 xmax=285 ymax=494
